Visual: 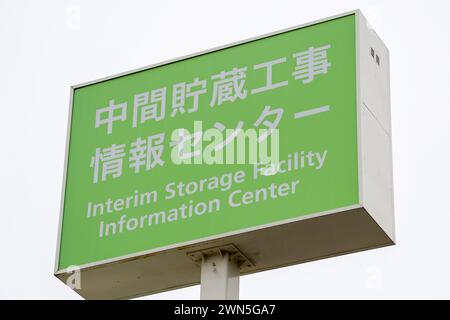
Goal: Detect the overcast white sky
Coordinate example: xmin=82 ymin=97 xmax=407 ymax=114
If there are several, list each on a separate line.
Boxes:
xmin=0 ymin=0 xmax=449 ymax=299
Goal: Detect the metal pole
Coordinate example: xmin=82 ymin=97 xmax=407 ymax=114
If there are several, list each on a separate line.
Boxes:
xmin=200 ymin=251 xmax=240 ymax=300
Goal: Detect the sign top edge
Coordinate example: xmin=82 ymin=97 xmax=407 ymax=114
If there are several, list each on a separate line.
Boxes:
xmin=71 ymin=10 xmax=359 ymax=90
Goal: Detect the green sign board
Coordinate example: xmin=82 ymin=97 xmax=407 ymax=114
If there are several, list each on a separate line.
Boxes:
xmin=57 ymin=14 xmax=358 ymax=271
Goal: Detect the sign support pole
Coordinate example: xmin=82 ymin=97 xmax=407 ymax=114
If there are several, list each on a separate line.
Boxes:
xmin=200 ymin=251 xmax=240 ymax=300
xmin=187 ymin=244 xmax=253 ymax=300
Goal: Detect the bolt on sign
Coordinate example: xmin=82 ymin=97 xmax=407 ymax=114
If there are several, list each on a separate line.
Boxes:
xmin=55 ymin=10 xmax=395 ymax=299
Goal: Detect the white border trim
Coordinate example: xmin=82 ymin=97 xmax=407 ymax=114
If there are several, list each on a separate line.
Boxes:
xmin=72 ymin=10 xmax=360 ymax=89
xmin=355 ymin=11 xmax=364 ymax=208
xmin=55 ymin=204 xmax=362 ymax=275
xmin=54 ymin=87 xmax=74 ymax=274
xmin=55 ymin=10 xmax=361 ymax=275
